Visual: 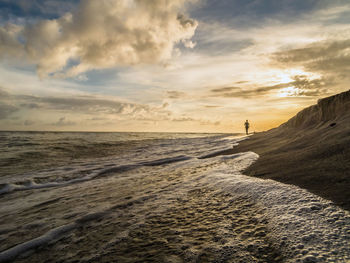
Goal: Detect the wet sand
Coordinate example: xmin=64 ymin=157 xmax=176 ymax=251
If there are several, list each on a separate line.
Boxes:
xmin=1 ymin=152 xmax=349 ymax=262
xmin=0 ymin=155 xmax=284 ymax=263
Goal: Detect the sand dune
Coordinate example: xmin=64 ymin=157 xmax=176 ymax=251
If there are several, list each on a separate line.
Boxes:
xmin=224 ymin=90 xmax=350 ymax=210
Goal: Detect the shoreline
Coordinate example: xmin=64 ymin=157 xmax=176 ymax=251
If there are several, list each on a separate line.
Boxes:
xmin=218 ymin=90 xmax=350 ymax=211
xmin=2 ymin=149 xmax=349 ymax=262
xmin=216 ymin=129 xmax=350 ymax=211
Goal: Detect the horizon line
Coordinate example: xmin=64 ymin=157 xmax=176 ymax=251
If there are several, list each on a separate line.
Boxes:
xmin=0 ymin=130 xmax=243 ymax=134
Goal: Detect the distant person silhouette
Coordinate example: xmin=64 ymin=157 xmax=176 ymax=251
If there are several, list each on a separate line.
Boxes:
xmin=244 ymin=120 xmax=250 ymax=135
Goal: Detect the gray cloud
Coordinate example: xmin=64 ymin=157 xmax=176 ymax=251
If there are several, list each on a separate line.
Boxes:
xmin=0 ymin=88 xmax=212 ymax=125
xmin=24 ymin=120 xmax=35 ymax=126
xmin=19 ymin=94 xmax=157 ymax=116
xmin=0 ymin=24 xmax=23 ymax=58
xmin=271 ymin=39 xmax=350 ymax=76
xmin=211 ymin=86 xmax=242 ymax=93
xmin=0 ymin=87 xmax=10 ymax=97
xmin=0 ymin=87 xmax=156 ymax=118
xmin=166 ymin=90 xmax=186 ymax=99
xmin=0 ymin=87 xmax=225 ymax=128
xmin=87 ymin=117 xmax=109 ymax=121
xmin=52 ymin=116 xmax=76 ymax=126
xmin=192 ymin=24 xmax=254 ymax=56
xmin=0 ymin=0 xmax=198 ymax=78
xmin=0 ymin=102 xmax=18 ymax=119
xmin=20 ymin=103 xmax=40 ymax=109
xmin=211 ymin=75 xmax=333 ymax=98
xmin=199 ymin=119 xmax=220 ymax=126
xmin=202 ymin=105 xmax=220 ymax=108
xmin=211 ymin=83 xmax=288 ymax=98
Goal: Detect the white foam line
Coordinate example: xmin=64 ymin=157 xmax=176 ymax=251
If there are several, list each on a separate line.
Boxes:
xmin=0 ymin=155 xmax=195 ymax=195
xmin=198 ymin=147 xmax=234 ymax=159
xmin=0 ymin=164 xmax=135 ymax=195
xmin=204 ymin=152 xmax=350 ymax=261
xmin=0 ymin=175 xmax=95 ymax=195
xmin=0 ymin=223 xmax=76 ymax=262
xmin=0 ymin=210 xmax=110 ymax=262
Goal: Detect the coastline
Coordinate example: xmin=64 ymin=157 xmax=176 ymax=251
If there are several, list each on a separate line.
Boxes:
xmin=1 ymin=132 xmax=349 ymax=262
xmin=218 ymin=90 xmax=350 ymax=211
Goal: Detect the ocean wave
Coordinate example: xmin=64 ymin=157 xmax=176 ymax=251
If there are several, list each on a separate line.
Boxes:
xmin=1 ymin=151 xmax=348 ymax=262
xmin=0 ymin=155 xmax=195 ymax=195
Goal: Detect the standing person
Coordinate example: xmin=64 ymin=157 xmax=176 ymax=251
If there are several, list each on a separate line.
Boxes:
xmin=244 ymin=120 xmax=250 ymax=135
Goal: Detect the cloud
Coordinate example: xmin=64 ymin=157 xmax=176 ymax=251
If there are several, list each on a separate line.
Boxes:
xmin=0 ymin=88 xmax=18 ymax=119
xmin=166 ymin=90 xmax=186 ymax=99
xmin=52 ymin=116 xmax=76 ymax=126
xmin=199 ymin=119 xmax=220 ymax=126
xmin=18 ymin=94 xmax=160 ymax=117
xmin=87 ymin=117 xmax=109 ymax=121
xmin=182 ymin=39 xmax=196 ymax=49
xmin=0 ymin=0 xmax=198 ymax=78
xmin=0 ymin=102 xmax=18 ymax=119
xmin=202 ymin=105 xmax=220 ymax=108
xmin=0 ymin=87 xmax=228 ymax=132
xmin=211 ymin=84 xmax=287 ymax=98
xmin=20 ymin=103 xmax=40 ymax=109
xmin=192 ymin=22 xmax=254 ymax=56
xmin=0 ymin=23 xmax=23 ymax=58
xmin=0 ymin=87 xmax=212 ymax=125
xmin=0 ymin=86 xmax=155 ymax=117
xmin=210 ymin=75 xmax=333 ymax=98
xmin=211 ymin=86 xmax=242 ymax=93
xmin=271 ymin=39 xmax=350 ymax=76
xmin=171 ymin=116 xmax=195 ymax=122
xmin=24 ymin=119 xmax=35 ymax=126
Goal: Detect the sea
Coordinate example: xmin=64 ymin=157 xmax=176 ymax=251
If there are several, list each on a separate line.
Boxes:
xmin=0 ymin=131 xmax=349 ymax=262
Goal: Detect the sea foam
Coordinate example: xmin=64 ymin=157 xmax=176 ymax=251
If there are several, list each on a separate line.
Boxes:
xmin=0 ymin=135 xmax=349 ymax=262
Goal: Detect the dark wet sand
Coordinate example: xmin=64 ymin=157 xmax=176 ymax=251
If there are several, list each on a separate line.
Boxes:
xmin=15 ymin=189 xmax=281 ymax=263
xmin=1 ymin=143 xmax=349 ymax=262
xmin=0 ymin=158 xmax=286 ymax=263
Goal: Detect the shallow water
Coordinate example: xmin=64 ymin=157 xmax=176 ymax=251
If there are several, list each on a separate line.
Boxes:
xmin=0 ymin=131 xmax=230 ymax=181
xmin=0 ymin=132 xmax=349 ymax=262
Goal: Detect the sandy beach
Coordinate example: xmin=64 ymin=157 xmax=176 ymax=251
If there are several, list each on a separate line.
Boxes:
xmin=1 ymin=145 xmax=349 ymax=262
xmin=1 ymin=1 xmax=350 ymax=262
xmin=220 ymin=90 xmax=350 ymax=211
xmin=1 ymin=91 xmax=350 ymax=262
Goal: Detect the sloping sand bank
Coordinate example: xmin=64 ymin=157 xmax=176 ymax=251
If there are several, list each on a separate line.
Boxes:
xmin=222 ymin=90 xmax=350 ymax=210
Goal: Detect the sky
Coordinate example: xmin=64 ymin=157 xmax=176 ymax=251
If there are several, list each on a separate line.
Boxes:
xmin=0 ymin=0 xmax=349 ymax=133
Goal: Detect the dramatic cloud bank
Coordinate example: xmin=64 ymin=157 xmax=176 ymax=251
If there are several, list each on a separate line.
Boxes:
xmin=272 ymin=39 xmax=350 ymax=77
xmin=210 ymin=75 xmax=333 ymax=98
xmin=0 ymin=87 xmax=222 ymax=131
xmin=0 ymin=0 xmax=198 ymax=78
